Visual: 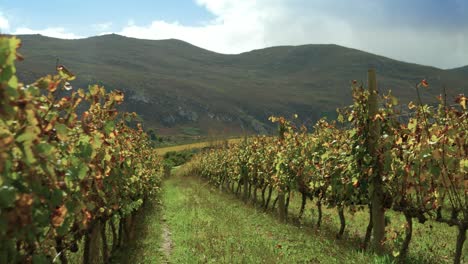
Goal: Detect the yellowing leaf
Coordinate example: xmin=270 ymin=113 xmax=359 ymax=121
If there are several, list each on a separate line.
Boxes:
xmin=432 ymin=149 xmax=442 ymax=160
xmin=456 ymin=95 xmax=467 ymax=110
xmin=461 ymin=159 xmax=468 ymax=173
xmin=55 ymin=123 xmax=69 ymax=141
xmin=57 ymin=65 xmax=76 ymax=81
xmin=396 ymin=137 xmax=403 ymax=145
xmin=408 ymin=120 xmax=417 ymax=132
xmin=113 ymin=91 xmax=124 ymax=104
xmin=51 ymin=205 xmax=68 ymax=227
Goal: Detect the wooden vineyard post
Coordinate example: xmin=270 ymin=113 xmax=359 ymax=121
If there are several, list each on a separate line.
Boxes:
xmin=242 ymin=166 xmax=249 ymax=202
xmin=277 ymin=120 xmax=286 ymax=223
xmin=83 ymin=221 xmax=102 ymax=264
xmin=367 ymin=69 xmax=385 ymax=254
xmin=242 ymin=136 xmax=249 ymax=202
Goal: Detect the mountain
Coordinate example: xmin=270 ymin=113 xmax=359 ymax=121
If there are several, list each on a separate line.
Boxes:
xmin=15 ymin=34 xmax=468 ymax=136
xmin=449 ymin=65 xmax=468 ymax=75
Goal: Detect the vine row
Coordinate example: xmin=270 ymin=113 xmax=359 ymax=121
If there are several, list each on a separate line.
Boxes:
xmin=0 ymin=37 xmax=162 ymax=263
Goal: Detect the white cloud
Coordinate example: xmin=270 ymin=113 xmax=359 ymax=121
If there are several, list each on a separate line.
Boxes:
xmin=13 ymin=27 xmax=82 ymax=39
xmin=3 ymin=0 xmax=466 ymax=68
xmin=354 ymin=27 xmax=468 ymax=69
xmin=116 ymin=0 xmax=467 ymax=69
xmin=92 ymin=22 xmax=112 ymax=31
xmin=96 ymin=31 xmax=113 ymax=36
xmin=0 ymin=13 xmax=10 ymax=31
xmin=117 ymin=0 xmax=355 ymax=54
xmin=118 ymin=1 xmax=266 ymax=54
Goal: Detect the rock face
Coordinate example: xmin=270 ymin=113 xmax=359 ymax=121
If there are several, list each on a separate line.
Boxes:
xmin=130 ymin=93 xmax=151 ymax=104
xmin=15 ymin=34 xmax=468 ymax=135
xmin=177 ymin=107 xmax=198 ymax=122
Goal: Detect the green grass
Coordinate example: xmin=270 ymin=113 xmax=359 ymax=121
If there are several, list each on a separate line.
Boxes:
xmin=285 ymin=193 xmax=459 ymax=263
xmin=110 ymin=172 xmax=464 ymax=263
xmin=181 ymin=126 xmax=202 ymax=136
xmin=160 ymin=174 xmax=386 ymax=263
xmin=155 ymin=138 xmax=241 ymax=155
xmin=110 ymin=202 xmax=165 ymax=264
xmin=223 ymin=181 xmax=461 ymax=264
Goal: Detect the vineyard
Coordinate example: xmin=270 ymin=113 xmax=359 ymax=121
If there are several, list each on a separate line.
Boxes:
xmin=1 ymin=34 xmax=467 ymax=264
xmin=185 ymin=72 xmax=467 ymax=263
xmin=0 ymin=37 xmax=163 ymax=263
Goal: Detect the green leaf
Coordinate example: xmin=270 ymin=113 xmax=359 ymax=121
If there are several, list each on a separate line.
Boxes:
xmin=460 ymin=159 xmax=468 ymax=173
xmin=408 ymin=120 xmax=417 ymax=132
xmin=77 ymin=164 xmax=88 ymax=180
xmin=337 ymin=114 xmax=344 ymax=123
xmin=33 ymin=207 xmax=50 ymax=228
xmin=51 ymin=189 xmax=64 ymax=207
xmin=64 ymin=172 xmax=74 ymax=189
xmin=56 ymin=215 xmax=73 ymax=236
xmin=55 ymin=123 xmax=69 ymax=141
xmin=78 ymin=142 xmax=93 ymax=160
xmin=32 ymin=254 xmax=50 ymax=264
xmin=57 ymin=65 xmax=76 ymax=81
xmin=97 ymin=190 xmax=108 ymax=204
xmin=36 ymin=142 xmax=54 ymax=155
xmin=26 ymin=85 xmax=41 ymax=96
xmin=104 ymin=121 xmax=115 ymax=134
xmin=69 ymin=164 xmax=88 ymax=180
xmin=430 ymin=165 xmax=441 ymax=177
xmin=23 ymin=144 xmax=37 ymax=165
xmin=0 ymin=65 xmax=15 ymax=83
xmin=7 ymin=75 xmax=18 ymax=89
xmin=92 ymin=134 xmax=103 ymax=149
xmin=16 ymin=129 xmax=35 ymax=143
xmin=65 ymin=200 xmax=78 ymax=213
xmin=0 ymin=186 xmax=16 ymax=208
xmin=4 ymin=84 xmax=19 ymax=100
xmin=86 ymin=201 xmax=96 ymax=211
xmin=0 ymin=217 xmax=9 ymax=236
xmin=89 ymin=85 xmax=100 ymax=96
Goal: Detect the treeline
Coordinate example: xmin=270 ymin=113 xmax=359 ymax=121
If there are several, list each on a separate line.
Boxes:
xmin=187 ymin=72 xmax=467 ymax=263
xmin=0 ymin=37 xmax=163 ymax=263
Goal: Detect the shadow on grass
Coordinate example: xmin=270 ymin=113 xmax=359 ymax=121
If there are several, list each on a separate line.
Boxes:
xmin=110 ymin=174 xmax=453 ymax=264
xmin=195 ymin=176 xmax=446 ymax=264
xmin=110 ymin=200 xmax=165 ymax=264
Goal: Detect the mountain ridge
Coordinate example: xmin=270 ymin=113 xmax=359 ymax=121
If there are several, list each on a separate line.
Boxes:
xmin=14 ymin=34 xmax=468 ymax=136
xmin=19 ymin=33 xmax=468 ymax=70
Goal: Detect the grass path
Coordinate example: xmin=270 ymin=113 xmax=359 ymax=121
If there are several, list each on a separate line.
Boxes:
xmin=112 ymin=173 xmax=462 ymax=263
xmin=155 ymin=138 xmax=242 ymax=155
xmin=160 ymin=221 xmax=173 ymax=261
xmin=117 ymin=174 xmax=387 ymax=263
xmin=110 ymin=203 xmax=166 ymax=263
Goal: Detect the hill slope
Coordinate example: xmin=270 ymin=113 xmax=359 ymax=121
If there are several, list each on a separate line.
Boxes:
xmin=15 ymin=34 xmax=468 ymax=135
xmin=449 ymin=65 xmax=468 ymax=75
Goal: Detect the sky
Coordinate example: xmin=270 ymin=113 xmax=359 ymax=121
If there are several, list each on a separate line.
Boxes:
xmin=0 ymin=0 xmax=467 ymax=69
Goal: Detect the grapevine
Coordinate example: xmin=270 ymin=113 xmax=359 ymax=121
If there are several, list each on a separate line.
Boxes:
xmin=0 ymin=36 xmax=162 ymax=263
